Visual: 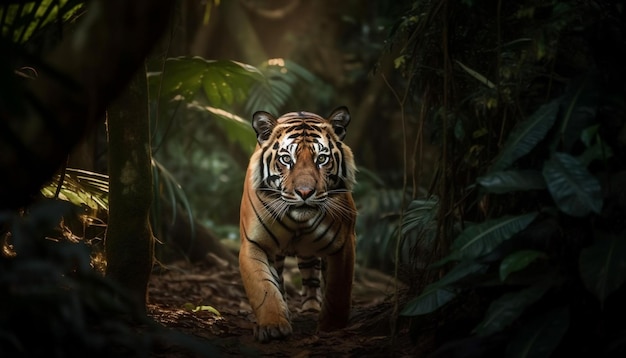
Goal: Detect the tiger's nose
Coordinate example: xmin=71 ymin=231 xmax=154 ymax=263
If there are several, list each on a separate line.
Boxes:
xmin=295 ymin=186 xmax=315 ymax=200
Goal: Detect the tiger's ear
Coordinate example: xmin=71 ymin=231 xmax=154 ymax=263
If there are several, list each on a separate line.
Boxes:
xmin=328 ymin=106 xmax=350 ymax=141
xmin=252 ymin=111 xmax=277 ymax=144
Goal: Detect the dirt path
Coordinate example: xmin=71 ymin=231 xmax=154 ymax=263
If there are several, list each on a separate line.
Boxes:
xmin=147 ymin=256 xmax=420 ymax=357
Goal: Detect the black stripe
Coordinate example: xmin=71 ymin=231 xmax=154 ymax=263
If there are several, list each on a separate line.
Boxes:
xmin=247 ymin=190 xmax=281 ymax=248
xmin=241 ymin=223 xmax=267 ymax=253
xmin=262 ymin=278 xmax=281 ymax=291
xmin=319 ymin=227 xmax=341 ymax=253
xmin=289 ymin=123 xmax=315 ymax=132
xmin=301 ymin=213 xmax=326 ymax=234
xmin=333 ymin=152 xmax=342 ymax=176
xmin=302 ymin=278 xmax=321 ymax=287
xmin=254 ymin=190 xmax=290 ymax=231
xmin=313 ymin=219 xmax=335 ymax=243
xmin=298 ymin=259 xmax=321 ymax=270
xmin=335 ymin=141 xmax=345 ymax=174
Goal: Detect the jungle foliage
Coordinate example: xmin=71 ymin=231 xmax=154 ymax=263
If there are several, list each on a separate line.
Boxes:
xmin=390 ymin=0 xmax=626 ymax=356
xmin=2 ymin=0 xmax=626 ymax=357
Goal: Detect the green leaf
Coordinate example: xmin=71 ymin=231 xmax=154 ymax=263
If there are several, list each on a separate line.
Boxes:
xmin=42 ymin=168 xmax=110 ymax=211
xmin=400 ymin=261 xmax=487 ymax=316
xmin=542 ymin=152 xmax=602 ymax=217
xmin=490 ymin=100 xmax=559 ymax=172
xmin=451 ymin=212 xmax=538 ymax=260
xmin=437 ymin=261 xmax=489 ymax=287
xmin=1 ymin=0 xmax=84 ymax=44
xmin=500 ymin=250 xmax=547 ymax=281
xmin=150 ymin=57 xmax=263 ymax=107
xmin=474 ymin=281 xmax=552 ymax=336
xmin=580 ymin=124 xmax=600 ymax=148
xmin=244 ymin=59 xmax=324 ymax=115
xmin=400 ymin=197 xmax=439 ymax=235
xmin=577 ymin=131 xmax=613 ymax=166
xmin=556 ymin=73 xmax=600 ymax=152
xmin=191 ymin=305 xmax=221 ymax=316
xmin=578 ymin=142 xmax=612 ymax=167
xmin=188 ymin=103 xmax=256 ymax=152
xmin=455 ymin=60 xmax=495 ymax=88
xmin=579 ymin=232 xmax=626 ymax=305
xmin=477 ymin=170 xmax=546 ymax=194
xmin=400 ymin=287 xmax=458 ymax=316
xmin=506 ymin=307 xmax=570 ymax=358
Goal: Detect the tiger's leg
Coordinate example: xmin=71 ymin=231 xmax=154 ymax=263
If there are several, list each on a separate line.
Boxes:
xmin=297 ymin=255 xmax=322 ymax=312
xmin=239 ymin=239 xmax=292 ymax=342
xmin=274 ymin=254 xmax=286 ymax=296
xmin=318 ymin=232 xmax=356 ymax=331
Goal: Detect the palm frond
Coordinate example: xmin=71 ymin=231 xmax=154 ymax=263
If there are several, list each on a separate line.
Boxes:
xmin=245 ymin=58 xmax=330 ymax=115
xmin=41 ymin=168 xmax=108 ymax=211
xmin=0 ymin=0 xmax=84 ymax=44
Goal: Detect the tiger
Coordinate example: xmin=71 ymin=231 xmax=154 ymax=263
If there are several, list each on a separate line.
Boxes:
xmin=239 ymin=107 xmax=357 ymax=342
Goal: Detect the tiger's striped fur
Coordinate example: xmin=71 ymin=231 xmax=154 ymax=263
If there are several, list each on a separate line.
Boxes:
xmin=239 ymin=107 xmax=357 ymax=342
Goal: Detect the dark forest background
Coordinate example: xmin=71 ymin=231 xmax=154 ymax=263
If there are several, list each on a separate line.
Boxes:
xmin=1 ymin=0 xmax=625 ymax=357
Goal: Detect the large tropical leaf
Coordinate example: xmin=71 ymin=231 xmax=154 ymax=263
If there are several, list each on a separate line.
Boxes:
xmin=500 ymin=250 xmax=546 ymax=281
xmin=400 ymin=287 xmax=458 ymax=317
xmin=0 ymin=0 xmax=84 ymax=44
xmin=477 ymin=170 xmax=546 ymax=194
xmin=187 ymin=102 xmax=256 ymax=153
xmin=542 ymin=152 xmax=602 ymax=217
xmin=450 ymin=212 xmax=538 ymax=261
xmin=490 ymin=100 xmax=559 ymax=172
xmin=149 ymin=57 xmax=264 ymax=108
xmin=244 ymin=58 xmax=326 ymax=115
xmin=506 ymin=307 xmax=570 ymax=358
xmin=474 ymin=281 xmax=552 ymax=336
xmin=579 ymin=232 xmax=626 ymax=305
xmin=354 ymin=168 xmax=408 ymax=268
xmin=391 ymin=196 xmax=440 ymax=269
xmin=401 ymin=261 xmax=487 ymax=316
xmin=41 ymin=168 xmax=109 ymax=211
xmin=400 ymin=197 xmax=439 ymax=235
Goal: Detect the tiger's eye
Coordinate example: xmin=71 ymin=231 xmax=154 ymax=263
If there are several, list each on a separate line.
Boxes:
xmin=280 ymin=155 xmax=292 ymax=165
xmin=316 ymin=154 xmax=330 ymax=165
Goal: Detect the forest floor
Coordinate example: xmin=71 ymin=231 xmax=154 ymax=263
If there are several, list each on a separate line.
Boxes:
xmin=146 ymin=253 xmax=425 ymax=357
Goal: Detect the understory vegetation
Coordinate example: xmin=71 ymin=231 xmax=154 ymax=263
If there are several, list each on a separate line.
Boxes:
xmin=1 ymin=0 xmax=625 ymax=357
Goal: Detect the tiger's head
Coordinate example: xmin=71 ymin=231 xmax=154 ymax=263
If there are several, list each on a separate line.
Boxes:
xmin=248 ymin=107 xmax=356 ymax=222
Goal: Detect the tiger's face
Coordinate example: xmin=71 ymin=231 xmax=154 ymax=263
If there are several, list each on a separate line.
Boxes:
xmin=249 ymin=107 xmax=356 ymax=222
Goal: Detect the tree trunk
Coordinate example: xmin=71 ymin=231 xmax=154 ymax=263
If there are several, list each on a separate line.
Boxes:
xmin=105 ymin=65 xmax=154 ymax=311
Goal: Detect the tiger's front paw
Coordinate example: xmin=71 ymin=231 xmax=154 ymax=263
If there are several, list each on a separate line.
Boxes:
xmin=254 ymin=319 xmax=292 ymax=342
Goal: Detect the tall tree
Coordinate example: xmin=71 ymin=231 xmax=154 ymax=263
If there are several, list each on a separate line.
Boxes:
xmin=105 ymin=65 xmax=155 ymax=310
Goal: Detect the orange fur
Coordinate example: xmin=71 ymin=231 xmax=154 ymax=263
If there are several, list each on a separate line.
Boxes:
xmin=239 ymin=108 xmax=356 ymax=342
